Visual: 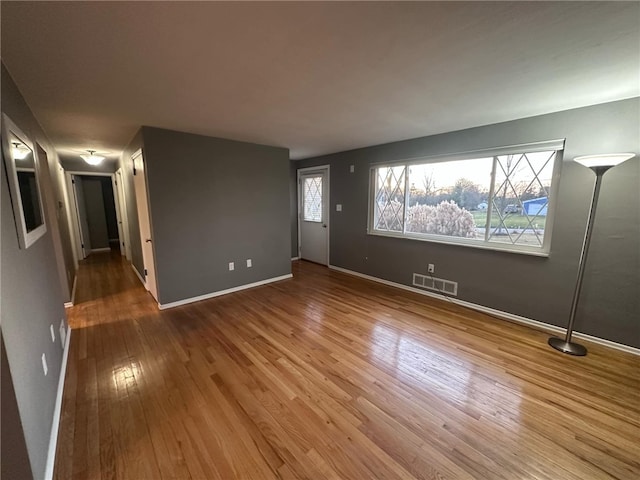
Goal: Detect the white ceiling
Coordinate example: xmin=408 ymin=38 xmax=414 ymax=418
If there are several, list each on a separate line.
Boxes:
xmin=2 ymin=2 xmax=638 ymax=161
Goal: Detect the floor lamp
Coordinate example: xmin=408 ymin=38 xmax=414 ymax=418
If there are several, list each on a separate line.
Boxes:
xmin=548 ymin=153 xmax=635 ymax=356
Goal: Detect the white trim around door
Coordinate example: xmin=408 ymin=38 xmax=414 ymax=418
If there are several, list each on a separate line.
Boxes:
xmin=64 ymin=171 xmax=121 ymax=264
xmin=297 ymin=165 xmax=330 ymax=265
xmin=132 ymin=149 xmax=159 ymax=301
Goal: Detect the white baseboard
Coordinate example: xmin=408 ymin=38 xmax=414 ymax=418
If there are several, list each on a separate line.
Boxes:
xmin=44 ymin=325 xmax=71 ymax=480
xmin=329 ymin=265 xmax=640 ymax=356
xmin=159 ymin=274 xmax=293 ymax=310
xmin=90 ymin=247 xmax=111 ymax=253
xmin=291 ymin=257 xmax=300 ymax=261
xmin=131 ymin=264 xmax=145 ymax=286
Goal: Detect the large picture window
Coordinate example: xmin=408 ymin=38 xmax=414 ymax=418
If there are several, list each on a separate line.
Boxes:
xmin=369 ymin=140 xmax=564 ymax=255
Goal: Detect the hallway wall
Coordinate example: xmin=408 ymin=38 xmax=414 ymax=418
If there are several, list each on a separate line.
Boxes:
xmin=1 ymin=333 xmax=33 ymax=480
xmin=1 ymin=63 xmax=69 ymax=480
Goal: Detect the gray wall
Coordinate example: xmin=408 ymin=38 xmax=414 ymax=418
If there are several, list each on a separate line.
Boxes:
xmin=290 ymin=161 xmax=298 ymax=258
xmin=296 ymin=98 xmax=640 ymax=348
xmin=2 ymin=65 xmax=75 ymax=303
xmin=1 ymin=64 xmax=69 ymax=479
xmin=38 ymin=145 xmax=76 ymax=298
xmin=101 ymin=178 xmax=119 ymax=240
xmin=1 ymin=333 xmax=33 ymax=480
xmin=82 ymin=177 xmax=110 ymax=249
xmin=120 ymin=129 xmax=145 ymax=278
xmin=141 ymin=126 xmax=291 ymax=305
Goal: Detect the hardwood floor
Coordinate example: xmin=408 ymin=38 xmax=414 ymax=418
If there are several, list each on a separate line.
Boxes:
xmin=55 ymin=252 xmax=640 ymax=480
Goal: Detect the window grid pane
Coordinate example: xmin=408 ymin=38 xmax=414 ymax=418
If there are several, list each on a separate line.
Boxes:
xmin=488 ymin=151 xmax=555 ymax=247
xmin=374 ymin=166 xmax=406 ymax=232
xmin=303 ymin=176 xmax=322 ymax=222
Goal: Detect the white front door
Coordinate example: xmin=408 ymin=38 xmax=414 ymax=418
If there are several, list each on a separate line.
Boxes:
xmin=298 ymin=167 xmax=329 ymax=265
xmin=132 ymin=150 xmax=158 ymax=301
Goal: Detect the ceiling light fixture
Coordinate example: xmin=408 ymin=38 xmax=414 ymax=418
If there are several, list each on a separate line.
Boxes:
xmin=11 ymin=141 xmax=30 ymax=160
xmin=81 ymin=150 xmax=105 ymax=166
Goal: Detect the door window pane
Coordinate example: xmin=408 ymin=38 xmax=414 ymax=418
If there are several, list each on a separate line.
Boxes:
xmin=303 ymin=176 xmax=322 ymax=222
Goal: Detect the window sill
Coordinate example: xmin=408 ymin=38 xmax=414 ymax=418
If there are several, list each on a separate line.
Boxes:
xmin=367 ymin=230 xmax=550 ymax=257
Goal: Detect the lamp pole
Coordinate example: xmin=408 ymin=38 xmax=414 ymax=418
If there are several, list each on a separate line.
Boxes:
xmin=548 ymin=154 xmax=634 ymax=356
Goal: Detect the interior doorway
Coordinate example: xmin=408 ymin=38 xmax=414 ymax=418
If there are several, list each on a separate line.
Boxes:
xmin=66 ymin=172 xmax=124 ymax=262
xmin=297 ymin=165 xmax=330 ymax=265
xmin=132 ymin=149 xmax=158 ymax=301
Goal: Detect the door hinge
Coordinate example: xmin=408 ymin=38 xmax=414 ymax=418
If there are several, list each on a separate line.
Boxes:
xmin=81 ymin=243 xmax=84 ymax=248
xmin=72 ymin=179 xmax=75 ymax=184
xmin=144 ymin=268 xmax=148 ymax=276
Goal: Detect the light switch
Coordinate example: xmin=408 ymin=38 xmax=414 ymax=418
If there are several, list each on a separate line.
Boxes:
xmin=336 ymin=204 xmax=342 ymax=212
xmin=349 ymin=165 xmax=355 ymax=173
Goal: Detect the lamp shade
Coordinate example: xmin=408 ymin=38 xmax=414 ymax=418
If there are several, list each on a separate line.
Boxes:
xmin=81 ymin=150 xmax=105 ymax=165
xmin=574 ymin=153 xmax=634 ymax=169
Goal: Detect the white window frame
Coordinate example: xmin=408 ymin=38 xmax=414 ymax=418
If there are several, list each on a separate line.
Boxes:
xmin=367 ymin=139 xmax=565 ymax=257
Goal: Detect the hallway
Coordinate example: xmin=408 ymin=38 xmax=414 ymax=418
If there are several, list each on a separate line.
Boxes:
xmin=67 ymin=251 xmax=148 ymax=326
xmin=55 ymin=253 xmax=640 ymax=480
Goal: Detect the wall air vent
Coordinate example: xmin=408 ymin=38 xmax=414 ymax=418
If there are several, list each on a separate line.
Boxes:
xmin=413 ymin=273 xmax=458 ymax=296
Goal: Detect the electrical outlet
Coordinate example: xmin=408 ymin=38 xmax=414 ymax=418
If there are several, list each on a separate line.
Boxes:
xmin=50 ymin=324 xmax=56 ymax=343
xmin=246 ymin=259 xmax=252 ymax=268
xmin=428 ymin=264 xmax=435 ymax=274
xmin=228 ymin=262 xmax=235 ymax=271
xmin=42 ymin=353 xmax=48 ymax=376
xmin=60 ymin=319 xmax=66 ymax=348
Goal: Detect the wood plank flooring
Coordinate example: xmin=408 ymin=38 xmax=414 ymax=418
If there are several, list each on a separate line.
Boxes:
xmin=55 ymin=251 xmax=640 ymax=479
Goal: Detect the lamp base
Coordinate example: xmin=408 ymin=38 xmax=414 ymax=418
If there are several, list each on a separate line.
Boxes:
xmin=548 ymin=337 xmax=587 ymax=356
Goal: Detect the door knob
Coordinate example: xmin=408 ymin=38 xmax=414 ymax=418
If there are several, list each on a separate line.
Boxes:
xmin=322 ymin=224 xmax=327 ymax=228
xmin=145 ymin=239 xmax=152 ymax=243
